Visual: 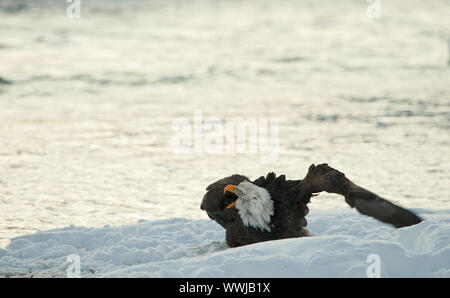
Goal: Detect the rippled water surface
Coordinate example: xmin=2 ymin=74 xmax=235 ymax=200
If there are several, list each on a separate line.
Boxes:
xmin=0 ymin=0 xmax=449 ymax=247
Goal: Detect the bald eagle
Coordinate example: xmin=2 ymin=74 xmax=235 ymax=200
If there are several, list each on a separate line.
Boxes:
xmin=200 ymin=163 xmax=422 ymax=248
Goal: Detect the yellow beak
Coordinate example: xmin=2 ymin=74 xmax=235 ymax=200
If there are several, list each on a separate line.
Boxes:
xmin=223 ymin=184 xmax=237 ymax=195
xmin=223 ymin=185 xmax=237 ymax=209
xmin=227 ymin=201 xmax=236 ymax=209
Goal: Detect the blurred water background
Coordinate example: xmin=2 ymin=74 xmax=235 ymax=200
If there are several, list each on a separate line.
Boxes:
xmin=0 ymin=0 xmax=449 ymax=247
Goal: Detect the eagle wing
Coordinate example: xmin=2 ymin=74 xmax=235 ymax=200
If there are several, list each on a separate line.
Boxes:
xmin=343 ymin=184 xmax=422 ymax=228
xmin=299 ymin=163 xmax=422 ymax=228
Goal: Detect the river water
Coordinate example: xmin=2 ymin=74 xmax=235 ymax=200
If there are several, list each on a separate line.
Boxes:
xmin=0 ymin=0 xmax=449 ymax=247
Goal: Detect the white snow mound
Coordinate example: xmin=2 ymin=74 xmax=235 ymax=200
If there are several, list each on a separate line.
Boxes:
xmin=0 ymin=209 xmax=448 ymax=278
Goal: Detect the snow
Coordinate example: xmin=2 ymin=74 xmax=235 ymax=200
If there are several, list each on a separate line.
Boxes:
xmin=0 ymin=209 xmax=449 ymax=278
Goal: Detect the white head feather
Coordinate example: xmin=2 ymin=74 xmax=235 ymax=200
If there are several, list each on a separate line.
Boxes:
xmin=234 ymin=181 xmax=274 ymax=232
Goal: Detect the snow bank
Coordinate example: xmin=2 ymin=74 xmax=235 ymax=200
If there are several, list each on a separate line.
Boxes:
xmin=0 ymin=209 xmax=449 ymax=278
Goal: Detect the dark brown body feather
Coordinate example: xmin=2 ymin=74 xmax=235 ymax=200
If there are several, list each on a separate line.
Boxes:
xmin=200 ymin=163 xmax=422 ymax=248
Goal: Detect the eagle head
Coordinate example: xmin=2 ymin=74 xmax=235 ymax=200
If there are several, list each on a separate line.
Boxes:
xmin=224 ymin=181 xmax=274 ymax=232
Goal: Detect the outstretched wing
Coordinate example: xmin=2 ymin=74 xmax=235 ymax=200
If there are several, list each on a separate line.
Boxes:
xmin=344 ymin=184 xmax=422 ymax=228
xmin=299 ymin=163 xmax=422 ymax=228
